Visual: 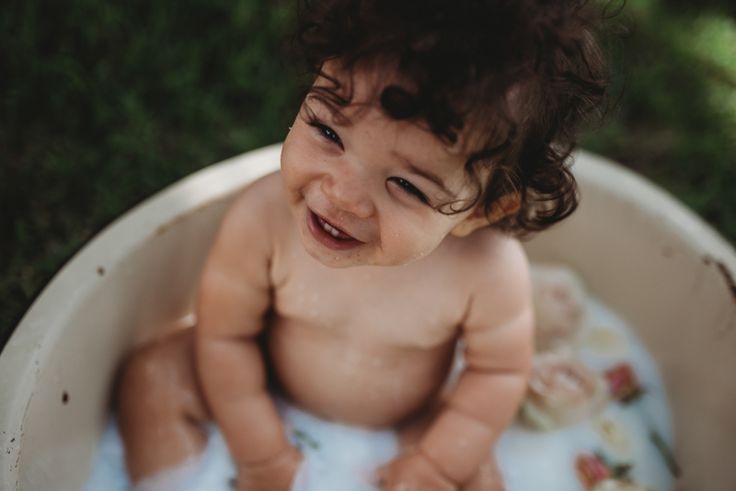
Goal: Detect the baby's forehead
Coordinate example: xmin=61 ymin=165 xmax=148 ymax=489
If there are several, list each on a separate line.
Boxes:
xmin=313 ymin=60 xmax=412 ymax=117
xmin=318 ymin=59 xmax=406 ymax=93
xmin=314 ymin=61 xmax=488 ymax=159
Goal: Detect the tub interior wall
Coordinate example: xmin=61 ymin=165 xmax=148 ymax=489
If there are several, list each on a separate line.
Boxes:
xmin=16 ymin=197 xmax=234 ymax=491
xmin=525 ymin=175 xmax=736 ymax=490
xmin=4 ymin=150 xmax=735 ymax=491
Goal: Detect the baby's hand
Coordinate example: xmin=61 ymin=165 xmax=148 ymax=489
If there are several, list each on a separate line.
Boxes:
xmin=375 ymin=451 xmax=458 ymax=491
xmin=234 ymin=446 xmax=302 ymax=491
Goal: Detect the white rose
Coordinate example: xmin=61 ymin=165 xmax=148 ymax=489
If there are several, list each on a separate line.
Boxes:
xmin=520 ymin=352 xmax=608 ymax=430
xmin=531 ymin=265 xmax=588 ymax=352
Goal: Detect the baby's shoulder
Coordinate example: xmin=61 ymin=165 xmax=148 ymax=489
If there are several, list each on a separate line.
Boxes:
xmin=222 ymin=171 xmax=290 ymax=228
xmin=444 ymin=229 xmax=531 ymax=298
xmin=214 ymin=171 xmax=291 ymax=251
xmin=228 ymin=171 xmax=287 ymax=216
xmin=448 ymin=228 xmax=526 ymax=269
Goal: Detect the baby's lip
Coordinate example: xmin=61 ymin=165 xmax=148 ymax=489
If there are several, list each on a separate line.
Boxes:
xmin=309 ymin=208 xmax=365 ymax=243
xmin=316 ymin=214 xmax=358 ymax=240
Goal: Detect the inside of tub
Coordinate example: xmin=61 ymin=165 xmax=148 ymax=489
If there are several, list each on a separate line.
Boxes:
xmin=3 ymin=149 xmax=735 ymax=491
xmin=84 ymin=263 xmax=678 ymax=491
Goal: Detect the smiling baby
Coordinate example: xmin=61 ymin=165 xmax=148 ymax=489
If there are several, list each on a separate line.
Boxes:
xmin=116 ymin=1 xmax=609 ymax=490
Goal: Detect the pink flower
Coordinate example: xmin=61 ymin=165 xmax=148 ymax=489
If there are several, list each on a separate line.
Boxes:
xmin=576 ymin=453 xmax=610 ymax=489
xmin=604 ymin=363 xmax=643 ymax=403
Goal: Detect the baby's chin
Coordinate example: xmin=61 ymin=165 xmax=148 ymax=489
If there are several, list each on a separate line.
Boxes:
xmin=304 ymin=245 xmax=431 ymax=269
xmin=300 ymin=238 xmax=369 ymax=268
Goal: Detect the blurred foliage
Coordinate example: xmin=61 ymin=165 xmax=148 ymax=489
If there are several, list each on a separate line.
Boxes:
xmin=581 ymin=0 xmax=736 ymax=239
xmin=1 ymin=0 xmax=734 ymax=347
xmin=0 ymin=0 xmax=303 ymax=346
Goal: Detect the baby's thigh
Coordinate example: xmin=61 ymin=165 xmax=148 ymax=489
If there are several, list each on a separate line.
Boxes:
xmin=117 ymin=328 xmax=207 ymax=420
xmin=116 ymin=328 xmax=209 ymax=480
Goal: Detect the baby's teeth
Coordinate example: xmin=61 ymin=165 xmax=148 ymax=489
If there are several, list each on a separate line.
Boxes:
xmin=319 ymin=217 xmax=343 ymax=238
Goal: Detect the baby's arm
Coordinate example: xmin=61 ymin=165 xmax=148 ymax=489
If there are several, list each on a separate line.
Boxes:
xmin=195 ymin=181 xmax=300 ymax=490
xmin=381 ymin=238 xmax=533 ymax=490
xmin=425 ymin=239 xmax=533 ymax=484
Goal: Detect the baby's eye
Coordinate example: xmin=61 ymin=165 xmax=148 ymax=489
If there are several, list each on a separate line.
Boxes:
xmin=309 ymin=121 xmax=343 ymax=149
xmin=388 ymin=177 xmax=428 ymax=204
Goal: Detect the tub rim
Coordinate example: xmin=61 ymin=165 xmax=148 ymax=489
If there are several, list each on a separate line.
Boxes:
xmin=1 ymin=146 xmax=734 ymax=489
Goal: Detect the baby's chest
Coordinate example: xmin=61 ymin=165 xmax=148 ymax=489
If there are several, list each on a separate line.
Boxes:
xmin=274 ymin=271 xmax=466 ymax=348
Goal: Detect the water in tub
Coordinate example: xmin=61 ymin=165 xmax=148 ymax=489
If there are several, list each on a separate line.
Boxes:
xmin=85 ymin=265 xmax=677 ymax=491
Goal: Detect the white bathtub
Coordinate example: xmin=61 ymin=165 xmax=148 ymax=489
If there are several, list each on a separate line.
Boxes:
xmin=1 ymin=145 xmax=734 ymax=491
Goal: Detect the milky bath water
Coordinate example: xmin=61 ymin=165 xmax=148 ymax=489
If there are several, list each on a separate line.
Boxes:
xmin=84 ymin=265 xmax=676 ymax=491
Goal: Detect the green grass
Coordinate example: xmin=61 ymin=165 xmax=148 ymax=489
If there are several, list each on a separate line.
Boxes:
xmin=1 ymin=0 xmax=303 ymax=346
xmin=581 ymin=0 xmax=736 ymax=237
xmin=1 ymin=0 xmax=734 ymax=348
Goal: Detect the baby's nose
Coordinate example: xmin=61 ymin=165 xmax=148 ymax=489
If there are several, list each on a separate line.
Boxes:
xmin=320 ymin=172 xmax=375 ymax=219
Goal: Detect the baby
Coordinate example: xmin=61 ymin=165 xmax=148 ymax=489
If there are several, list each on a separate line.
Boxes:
xmin=116 ymin=1 xmax=608 ymax=490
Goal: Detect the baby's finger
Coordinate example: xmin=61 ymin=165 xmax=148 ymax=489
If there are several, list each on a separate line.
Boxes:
xmin=372 ymin=463 xmax=390 ymax=488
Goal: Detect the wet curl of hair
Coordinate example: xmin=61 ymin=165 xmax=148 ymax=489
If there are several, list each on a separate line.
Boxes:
xmin=296 ymin=0 xmax=612 ymax=235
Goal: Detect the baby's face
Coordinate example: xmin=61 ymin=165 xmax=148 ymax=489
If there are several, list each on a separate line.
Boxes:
xmin=280 ymin=64 xmax=482 ymax=267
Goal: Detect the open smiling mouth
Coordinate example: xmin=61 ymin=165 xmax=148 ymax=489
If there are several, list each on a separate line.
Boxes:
xmin=307 ymin=209 xmax=364 ymax=251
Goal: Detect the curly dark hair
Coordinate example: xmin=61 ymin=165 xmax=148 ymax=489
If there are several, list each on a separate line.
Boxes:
xmin=295 ymin=0 xmax=611 ymax=235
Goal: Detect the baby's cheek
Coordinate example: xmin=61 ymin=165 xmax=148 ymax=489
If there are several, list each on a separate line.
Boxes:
xmin=382 ymin=221 xmax=447 ymax=265
xmin=280 ymin=142 xmax=317 ymax=200
xmin=280 ymin=138 xmax=302 ymax=174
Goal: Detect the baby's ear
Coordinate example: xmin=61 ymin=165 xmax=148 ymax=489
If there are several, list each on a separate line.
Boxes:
xmin=450 ymin=194 xmax=520 ymax=237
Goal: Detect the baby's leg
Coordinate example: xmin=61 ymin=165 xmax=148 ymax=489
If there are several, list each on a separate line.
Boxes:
xmin=395 ymin=405 xmax=505 ymax=491
xmin=117 ymin=329 xmax=210 ymax=484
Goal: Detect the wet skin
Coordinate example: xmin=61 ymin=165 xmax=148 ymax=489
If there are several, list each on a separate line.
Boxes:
xmin=118 ymin=63 xmax=534 ymax=491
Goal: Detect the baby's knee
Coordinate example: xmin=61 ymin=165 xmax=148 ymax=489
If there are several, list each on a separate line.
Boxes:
xmin=116 ymin=330 xmax=200 ymax=415
xmin=115 ymin=330 xmax=210 ymax=482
